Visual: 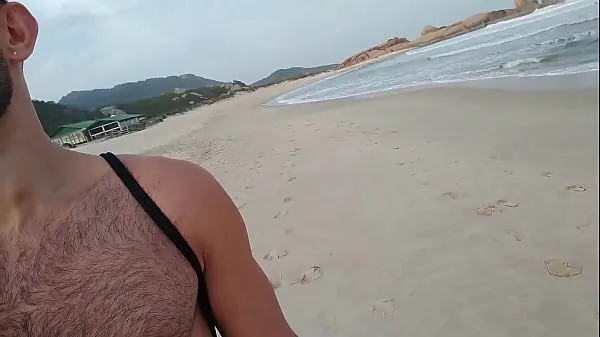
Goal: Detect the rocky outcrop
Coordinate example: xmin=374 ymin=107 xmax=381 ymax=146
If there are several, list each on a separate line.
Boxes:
xmin=421 ymin=25 xmax=442 ymax=36
xmin=402 ymin=10 xmax=522 ymax=54
xmin=515 ymin=0 xmax=539 ymax=11
xmin=338 ymin=37 xmax=410 ymax=69
xmin=337 ymin=3 xmax=542 ymax=70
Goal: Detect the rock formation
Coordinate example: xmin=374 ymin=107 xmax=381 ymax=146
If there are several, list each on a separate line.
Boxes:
xmin=515 ymin=0 xmax=539 ymax=11
xmin=337 ymin=0 xmax=565 ymax=70
xmin=338 ymin=37 xmax=410 ymax=69
xmin=421 ymin=25 xmax=441 ymax=36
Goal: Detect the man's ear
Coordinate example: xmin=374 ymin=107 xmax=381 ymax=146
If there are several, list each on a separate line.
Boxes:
xmin=1 ymin=2 xmax=38 ymax=62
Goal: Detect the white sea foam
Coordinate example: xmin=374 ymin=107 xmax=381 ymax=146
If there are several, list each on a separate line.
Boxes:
xmin=427 ymin=19 xmax=596 ymax=60
xmin=502 ymin=57 xmax=545 ymax=68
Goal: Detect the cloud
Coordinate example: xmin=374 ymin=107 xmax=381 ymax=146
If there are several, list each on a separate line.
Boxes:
xmin=22 ymin=0 xmax=515 ymax=101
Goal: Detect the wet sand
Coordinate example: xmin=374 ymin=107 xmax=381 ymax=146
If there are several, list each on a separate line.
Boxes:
xmin=78 ymin=79 xmax=598 ymax=337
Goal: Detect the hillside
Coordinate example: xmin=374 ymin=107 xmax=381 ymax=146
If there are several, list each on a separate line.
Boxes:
xmin=114 ymin=85 xmax=235 ymax=119
xmin=58 ymin=74 xmax=225 ymax=111
xmin=252 ymin=64 xmax=338 ymax=88
xmin=33 ymin=100 xmax=103 ymax=136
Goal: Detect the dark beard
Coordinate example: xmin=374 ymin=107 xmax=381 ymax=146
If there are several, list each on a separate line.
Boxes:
xmin=0 ymin=53 xmax=13 ymax=121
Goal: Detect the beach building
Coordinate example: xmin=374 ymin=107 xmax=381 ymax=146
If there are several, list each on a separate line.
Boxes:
xmin=50 ymin=114 xmax=144 ymax=148
xmin=50 ymin=120 xmax=97 ymax=148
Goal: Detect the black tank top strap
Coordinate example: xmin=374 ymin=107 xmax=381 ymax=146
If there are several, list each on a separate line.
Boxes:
xmin=99 ymin=152 xmax=220 ymax=337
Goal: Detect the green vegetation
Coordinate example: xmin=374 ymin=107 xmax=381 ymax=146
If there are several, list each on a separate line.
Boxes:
xmin=58 ymin=74 xmax=224 ymax=111
xmin=251 ymin=64 xmax=338 ymax=88
xmin=232 ymin=80 xmax=248 ymax=87
xmin=114 ymin=85 xmax=232 ymax=118
xmin=33 ymin=100 xmax=103 ymax=136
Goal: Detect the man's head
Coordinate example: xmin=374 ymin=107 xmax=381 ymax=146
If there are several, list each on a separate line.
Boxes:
xmin=0 ymin=1 xmax=38 ymax=121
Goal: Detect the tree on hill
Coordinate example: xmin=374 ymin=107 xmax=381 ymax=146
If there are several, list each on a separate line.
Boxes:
xmin=114 ymin=85 xmax=230 ymax=118
xmin=232 ymin=80 xmax=248 ymax=87
xmin=33 ymin=100 xmax=103 ymax=136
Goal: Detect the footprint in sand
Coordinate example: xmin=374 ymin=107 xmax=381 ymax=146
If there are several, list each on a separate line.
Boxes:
xmin=476 ymin=199 xmax=520 ymax=216
xmin=372 ymin=299 xmax=395 ymax=316
xmin=443 ymin=192 xmax=461 ymax=200
xmin=288 ymin=176 xmax=297 ymax=183
xmin=566 ymin=184 xmax=587 ymax=192
xmin=541 ymin=171 xmax=553 ymax=177
xmin=505 ymin=229 xmax=525 ymax=242
xmin=496 ymin=199 xmax=520 ymax=208
xmin=263 ymin=249 xmax=289 ymax=261
xmin=289 ymin=147 xmax=301 ymax=156
xmin=284 ymin=228 xmax=295 ymax=234
xmin=283 ymin=196 xmax=293 ymax=203
xmin=476 ymin=204 xmax=503 ymax=216
xmin=504 ymin=170 xmax=515 ymax=175
xmin=576 ymin=223 xmax=593 ymax=230
xmin=290 ymin=266 xmax=323 ymax=286
xmin=273 ymin=210 xmax=289 ymax=220
xmin=544 ymin=259 xmax=582 ymax=277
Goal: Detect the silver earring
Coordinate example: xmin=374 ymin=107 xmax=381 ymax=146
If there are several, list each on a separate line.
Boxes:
xmin=12 ymin=51 xmax=17 ymax=55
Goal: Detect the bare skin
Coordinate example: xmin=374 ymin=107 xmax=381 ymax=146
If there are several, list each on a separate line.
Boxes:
xmin=0 ymin=2 xmax=297 ymax=336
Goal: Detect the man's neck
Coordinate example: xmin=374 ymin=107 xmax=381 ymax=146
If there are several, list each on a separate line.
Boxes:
xmin=0 ymin=101 xmax=70 ymax=229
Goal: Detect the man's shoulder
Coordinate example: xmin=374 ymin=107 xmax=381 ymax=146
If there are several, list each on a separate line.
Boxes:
xmin=116 ymin=154 xmax=233 ymax=252
xmin=119 ymin=154 xmax=215 ymax=196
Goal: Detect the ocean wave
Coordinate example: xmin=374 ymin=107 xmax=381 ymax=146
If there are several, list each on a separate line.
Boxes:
xmin=427 ymin=18 xmax=597 ymax=60
xmin=538 ymin=28 xmax=597 ymax=46
xmin=501 ymin=57 xmax=546 ymax=69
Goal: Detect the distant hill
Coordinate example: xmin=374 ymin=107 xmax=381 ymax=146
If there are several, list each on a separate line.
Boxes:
xmin=33 ymin=100 xmax=103 ymax=136
xmin=58 ymin=74 xmax=225 ymax=111
xmin=114 ymin=85 xmax=234 ymax=119
xmin=252 ymin=64 xmax=338 ymax=88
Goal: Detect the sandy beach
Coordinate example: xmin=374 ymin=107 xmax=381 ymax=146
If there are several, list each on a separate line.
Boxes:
xmin=78 ymin=79 xmax=598 ymax=337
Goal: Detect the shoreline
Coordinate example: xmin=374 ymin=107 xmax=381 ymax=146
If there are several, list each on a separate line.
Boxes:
xmin=267 ymin=70 xmax=599 ymax=107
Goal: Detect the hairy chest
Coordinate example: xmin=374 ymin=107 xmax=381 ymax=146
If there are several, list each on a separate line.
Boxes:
xmin=0 ymin=182 xmax=198 ymax=337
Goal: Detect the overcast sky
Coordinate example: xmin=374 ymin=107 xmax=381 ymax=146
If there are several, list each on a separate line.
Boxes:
xmin=22 ymin=0 xmax=515 ymax=101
